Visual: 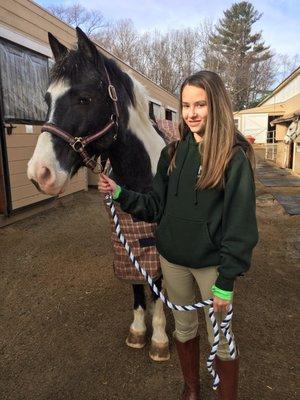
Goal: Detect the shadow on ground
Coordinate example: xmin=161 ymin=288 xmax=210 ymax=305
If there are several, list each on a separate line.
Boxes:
xmin=0 ymin=185 xmax=299 ymax=399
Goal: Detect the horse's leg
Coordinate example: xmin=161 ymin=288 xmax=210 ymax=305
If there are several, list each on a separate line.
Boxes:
xmin=149 ymin=277 xmax=170 ymax=361
xmin=126 ymin=284 xmax=147 ymax=349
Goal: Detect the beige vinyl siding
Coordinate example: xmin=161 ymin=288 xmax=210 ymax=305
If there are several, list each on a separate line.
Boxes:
xmin=0 ymin=0 xmax=178 ymax=110
xmin=6 ymin=124 xmax=87 ymax=210
xmin=259 ymin=68 xmax=300 ymax=107
xmin=0 ymin=0 xmax=74 ymax=46
xmin=0 ymin=0 xmax=178 ymax=215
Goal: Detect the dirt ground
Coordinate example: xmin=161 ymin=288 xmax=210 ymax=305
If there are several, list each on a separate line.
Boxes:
xmin=1 ymin=174 xmax=299 ymax=399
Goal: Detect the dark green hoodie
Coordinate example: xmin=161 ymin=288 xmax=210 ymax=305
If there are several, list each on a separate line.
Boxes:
xmin=116 ymin=132 xmax=258 ymax=291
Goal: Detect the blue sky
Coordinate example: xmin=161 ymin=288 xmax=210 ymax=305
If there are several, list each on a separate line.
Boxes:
xmin=35 ymin=0 xmax=300 ymax=57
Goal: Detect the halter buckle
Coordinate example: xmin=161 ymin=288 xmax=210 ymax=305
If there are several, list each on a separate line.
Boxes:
xmin=71 ymin=137 xmax=85 ymax=152
xmin=108 ymin=84 xmax=118 ymax=101
xmin=111 ymin=114 xmax=118 ymax=123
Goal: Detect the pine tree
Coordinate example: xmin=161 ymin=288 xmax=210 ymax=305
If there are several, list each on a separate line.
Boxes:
xmin=204 ymin=1 xmax=273 ymax=110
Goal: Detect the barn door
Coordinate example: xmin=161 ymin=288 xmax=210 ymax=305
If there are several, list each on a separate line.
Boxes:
xmin=288 ymin=142 xmax=294 ymax=169
xmin=0 ymin=81 xmax=10 ymax=215
xmin=0 ymin=154 xmax=5 ymax=214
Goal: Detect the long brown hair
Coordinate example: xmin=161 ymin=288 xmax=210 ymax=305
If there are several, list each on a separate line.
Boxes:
xmin=168 ymin=70 xmax=255 ymax=189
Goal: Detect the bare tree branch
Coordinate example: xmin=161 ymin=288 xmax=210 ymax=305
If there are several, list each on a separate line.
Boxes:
xmin=48 ymin=2 xmax=107 ymax=35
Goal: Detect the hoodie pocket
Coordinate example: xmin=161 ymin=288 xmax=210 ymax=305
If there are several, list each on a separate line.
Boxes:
xmin=156 ymin=213 xmax=218 ymax=266
xmin=204 ymin=222 xmax=219 ymax=249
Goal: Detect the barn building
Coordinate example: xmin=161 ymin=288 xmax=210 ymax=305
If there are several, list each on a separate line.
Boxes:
xmin=233 ymin=67 xmax=300 ymax=144
xmin=0 ymin=0 xmax=178 ymax=225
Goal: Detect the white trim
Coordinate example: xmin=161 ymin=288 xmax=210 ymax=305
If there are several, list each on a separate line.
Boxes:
xmin=165 ymin=106 xmax=178 ymax=113
xmin=148 ymin=97 xmax=162 ymax=106
xmin=0 ymin=23 xmax=52 ymax=57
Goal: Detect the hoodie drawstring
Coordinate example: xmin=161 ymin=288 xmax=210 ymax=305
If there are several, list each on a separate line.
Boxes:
xmin=194 ymin=165 xmax=202 ymax=205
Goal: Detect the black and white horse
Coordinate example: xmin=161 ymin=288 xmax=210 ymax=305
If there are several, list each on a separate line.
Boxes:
xmin=27 ymin=28 xmax=170 ymax=361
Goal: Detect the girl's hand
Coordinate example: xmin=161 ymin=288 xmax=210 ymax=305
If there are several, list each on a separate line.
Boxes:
xmin=98 ymin=173 xmax=117 ymax=194
xmin=213 ymin=296 xmax=231 ymax=313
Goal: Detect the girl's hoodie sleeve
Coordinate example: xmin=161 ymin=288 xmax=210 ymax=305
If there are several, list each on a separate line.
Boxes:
xmin=114 ymin=146 xmax=169 ymax=223
xmin=215 ymin=148 xmax=259 ymax=291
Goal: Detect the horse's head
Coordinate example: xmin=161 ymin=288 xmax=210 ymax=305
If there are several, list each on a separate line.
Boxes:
xmin=283 ymin=118 xmax=300 ymax=144
xmin=27 ymin=27 xmax=133 ymax=195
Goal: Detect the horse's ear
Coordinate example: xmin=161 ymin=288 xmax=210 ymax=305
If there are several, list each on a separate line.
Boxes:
xmin=48 ymin=32 xmax=68 ymax=61
xmin=76 ymin=27 xmax=100 ymax=62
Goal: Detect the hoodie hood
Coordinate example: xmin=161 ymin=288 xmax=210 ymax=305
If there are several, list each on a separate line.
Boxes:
xmin=234 ymin=130 xmax=251 ymax=152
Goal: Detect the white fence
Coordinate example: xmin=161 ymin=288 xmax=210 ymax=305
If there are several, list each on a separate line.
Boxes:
xmin=265 ymin=131 xmax=277 ymax=161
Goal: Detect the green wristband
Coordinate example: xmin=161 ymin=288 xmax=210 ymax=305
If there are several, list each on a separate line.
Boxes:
xmin=211 ymin=285 xmax=233 ymax=301
xmin=112 ymin=185 xmax=122 ymax=200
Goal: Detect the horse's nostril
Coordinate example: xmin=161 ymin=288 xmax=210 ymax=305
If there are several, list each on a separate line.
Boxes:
xmin=36 ymin=166 xmax=53 ymax=186
xmin=30 ymin=179 xmax=42 ymax=192
xmin=40 ymin=166 xmax=51 ymax=181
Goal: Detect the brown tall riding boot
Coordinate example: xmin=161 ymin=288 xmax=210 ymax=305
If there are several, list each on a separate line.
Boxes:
xmin=175 ymin=336 xmax=200 ymax=400
xmin=215 ymin=355 xmax=239 ymax=400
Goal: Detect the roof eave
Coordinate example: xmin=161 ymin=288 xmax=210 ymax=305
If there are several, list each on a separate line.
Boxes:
xmin=257 ymin=66 xmax=300 ymax=107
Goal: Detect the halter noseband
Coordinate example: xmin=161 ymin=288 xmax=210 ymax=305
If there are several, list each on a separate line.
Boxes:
xmin=41 ymin=66 xmax=119 ymax=173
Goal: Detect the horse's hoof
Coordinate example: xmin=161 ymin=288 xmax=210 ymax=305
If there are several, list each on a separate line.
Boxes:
xmin=149 ymin=340 xmax=170 ymax=361
xmin=126 ymin=328 xmax=146 ymax=349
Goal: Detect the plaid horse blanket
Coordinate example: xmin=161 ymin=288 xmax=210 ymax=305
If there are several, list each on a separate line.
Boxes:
xmin=105 ymin=202 xmax=161 ymax=283
xmin=105 ymin=119 xmax=179 ymax=283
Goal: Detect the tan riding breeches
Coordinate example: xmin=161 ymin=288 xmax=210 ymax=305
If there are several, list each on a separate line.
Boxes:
xmin=160 ymin=255 xmax=234 ymax=360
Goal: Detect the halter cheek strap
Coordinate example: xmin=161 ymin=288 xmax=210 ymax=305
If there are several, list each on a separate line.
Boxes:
xmin=41 ymin=66 xmax=119 ymax=173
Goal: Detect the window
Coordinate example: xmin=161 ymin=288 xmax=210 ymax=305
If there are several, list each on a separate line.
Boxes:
xmin=234 ymin=118 xmax=239 ymax=129
xmin=0 ymin=39 xmax=49 ymax=122
xmin=165 ymin=109 xmax=177 ymax=122
xmin=165 ymin=109 xmax=172 ymax=121
xmin=149 ymin=101 xmax=162 ymax=120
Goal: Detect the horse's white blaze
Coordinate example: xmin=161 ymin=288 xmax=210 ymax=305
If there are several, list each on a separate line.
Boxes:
xmin=151 ymin=299 xmax=168 ymax=344
xmin=47 ymin=79 xmax=71 ymax=123
xmin=284 ymin=119 xmax=300 ymax=143
xmin=27 ymin=79 xmax=71 ymax=194
xmin=130 ymin=306 xmax=146 ymax=333
xmin=27 ymin=132 xmax=69 ymax=193
xmin=128 ymin=78 xmax=165 ymax=175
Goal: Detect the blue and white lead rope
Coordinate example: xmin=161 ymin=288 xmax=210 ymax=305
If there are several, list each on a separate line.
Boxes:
xmin=105 ymin=194 xmax=236 ymax=390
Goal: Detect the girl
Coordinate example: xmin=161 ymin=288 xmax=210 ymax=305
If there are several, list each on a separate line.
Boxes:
xmin=98 ymin=71 xmax=258 ymax=400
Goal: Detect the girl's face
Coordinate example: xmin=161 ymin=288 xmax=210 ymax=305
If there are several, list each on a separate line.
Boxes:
xmin=182 ymin=84 xmax=208 ymax=135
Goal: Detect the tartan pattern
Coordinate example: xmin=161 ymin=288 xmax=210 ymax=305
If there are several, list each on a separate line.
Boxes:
xmin=156 ymin=119 xmax=180 ymax=143
xmin=103 ymin=119 xmax=179 ymax=283
xmin=105 ymin=201 xmax=161 ymax=283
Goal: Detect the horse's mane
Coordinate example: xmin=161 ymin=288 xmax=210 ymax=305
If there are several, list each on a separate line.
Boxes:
xmin=49 ymin=42 xmax=167 ymax=176
xmin=50 ymin=50 xmax=91 ymax=82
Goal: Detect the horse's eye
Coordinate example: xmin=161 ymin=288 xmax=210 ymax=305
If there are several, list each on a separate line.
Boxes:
xmin=79 ymin=97 xmax=92 ymax=105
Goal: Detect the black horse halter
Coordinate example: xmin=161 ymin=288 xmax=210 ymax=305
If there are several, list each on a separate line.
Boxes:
xmin=41 ymin=66 xmax=119 ymax=173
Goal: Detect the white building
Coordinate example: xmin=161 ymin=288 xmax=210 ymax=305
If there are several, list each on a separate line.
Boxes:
xmin=234 ymin=67 xmax=300 ymax=144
